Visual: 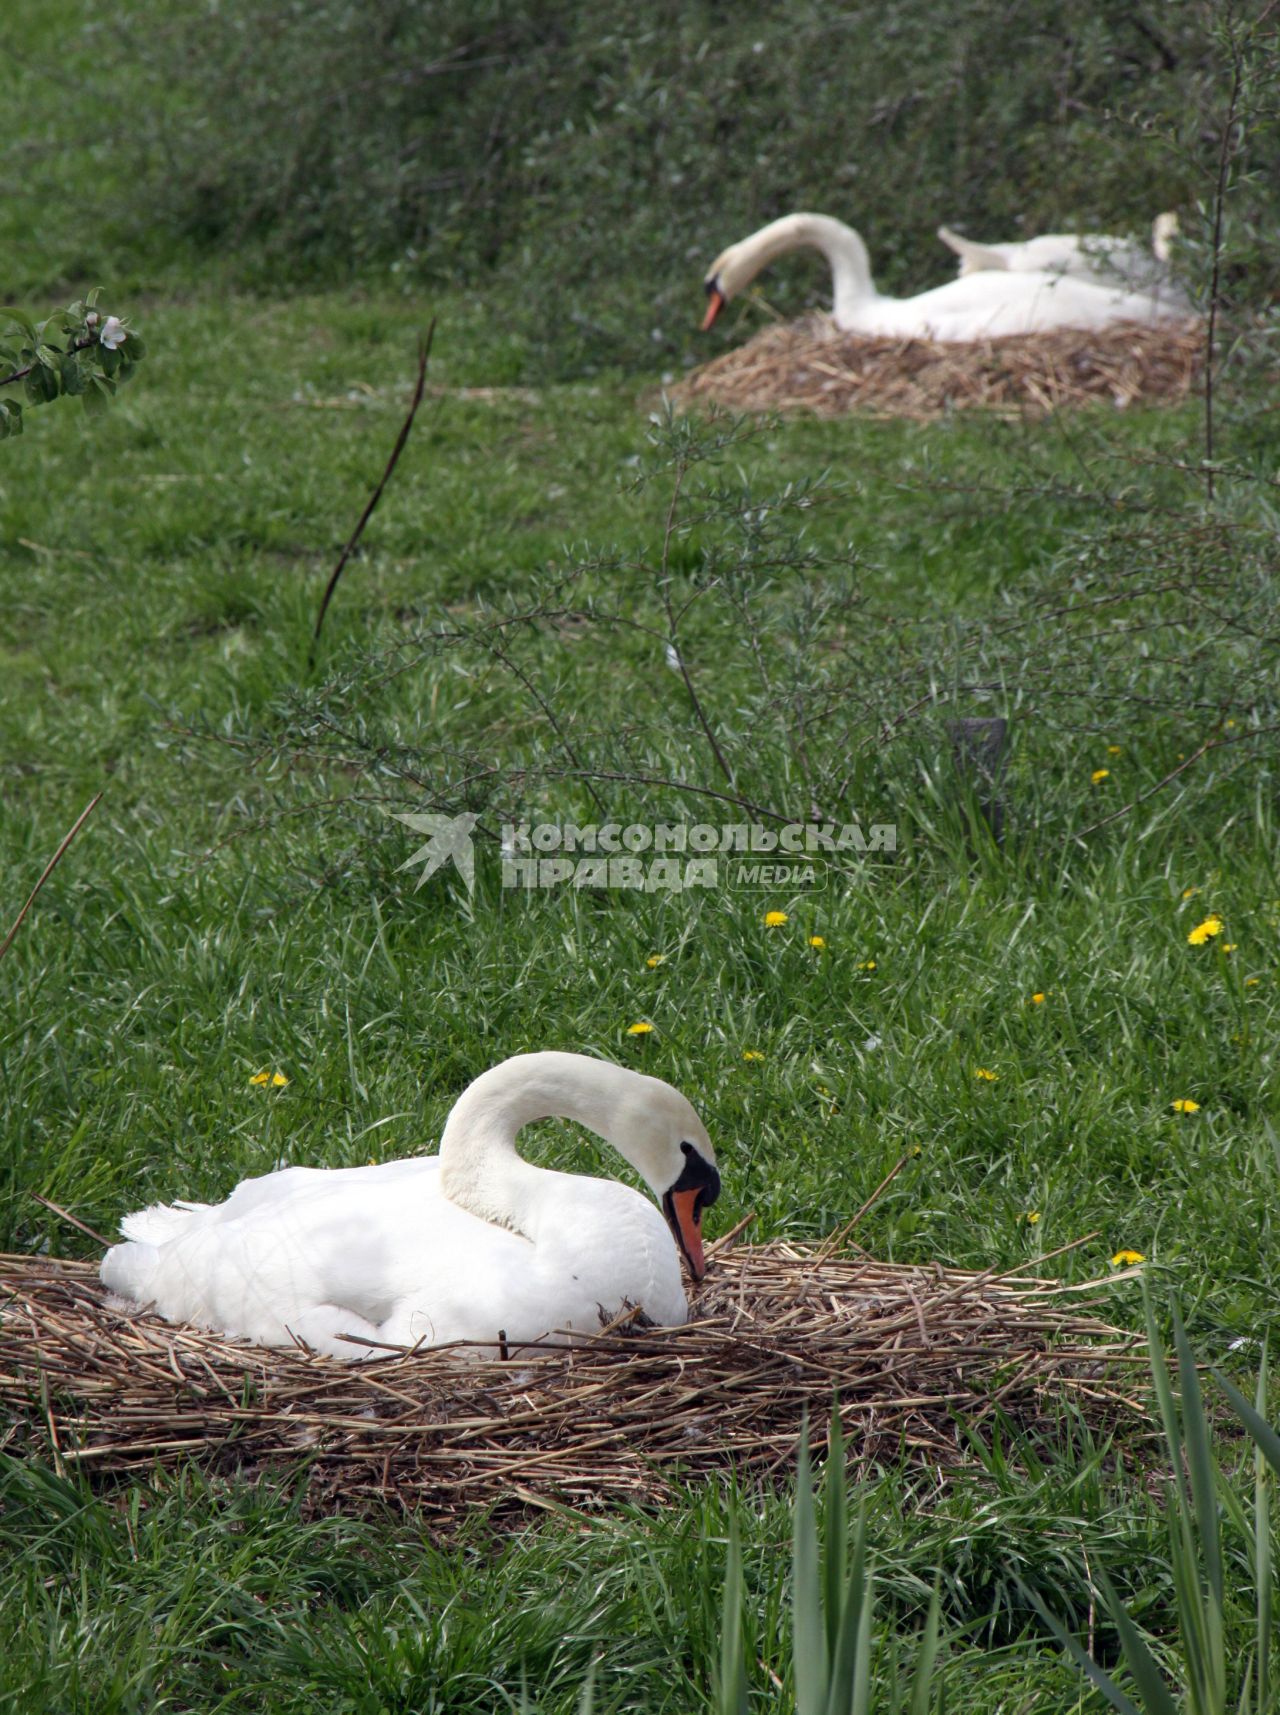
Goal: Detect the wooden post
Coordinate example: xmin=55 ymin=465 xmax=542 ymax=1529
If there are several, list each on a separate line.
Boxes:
xmin=948 ymin=716 xmax=1008 ymax=845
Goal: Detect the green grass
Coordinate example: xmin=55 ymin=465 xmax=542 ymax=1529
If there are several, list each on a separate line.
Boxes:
xmin=4 ymin=5 xmax=1280 ymax=1710
xmin=2 ymin=281 xmax=1277 ymax=1710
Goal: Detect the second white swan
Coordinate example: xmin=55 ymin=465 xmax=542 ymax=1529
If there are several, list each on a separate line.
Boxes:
xmin=100 ymin=1051 xmax=721 ymax=1360
xmin=937 ymin=213 xmax=1189 ymax=310
xmin=700 ymin=212 xmax=1185 ymax=341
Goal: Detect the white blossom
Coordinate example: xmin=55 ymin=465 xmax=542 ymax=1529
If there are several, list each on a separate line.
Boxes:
xmin=99 ymin=316 xmax=127 ymax=351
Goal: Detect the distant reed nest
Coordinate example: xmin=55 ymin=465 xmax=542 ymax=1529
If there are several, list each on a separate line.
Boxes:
xmin=0 ymin=1221 xmax=1149 ymax=1531
xmin=672 ymin=314 xmax=1204 ymax=422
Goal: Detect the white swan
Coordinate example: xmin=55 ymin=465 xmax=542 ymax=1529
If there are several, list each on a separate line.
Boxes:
xmin=937 ymin=212 xmax=1188 ymax=307
xmin=100 ymin=1052 xmax=721 ymax=1361
xmin=700 ymin=212 xmax=1184 ymax=342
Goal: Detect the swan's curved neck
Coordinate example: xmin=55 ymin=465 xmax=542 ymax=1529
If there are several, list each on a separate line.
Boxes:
xmin=437 ymin=1053 xmax=640 ymax=1235
xmin=735 ymin=214 xmax=876 ymax=321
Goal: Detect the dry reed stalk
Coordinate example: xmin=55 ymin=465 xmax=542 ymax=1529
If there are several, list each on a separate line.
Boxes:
xmin=0 ymin=1240 xmax=1150 ymax=1531
xmin=671 ymin=316 xmax=1204 ymax=422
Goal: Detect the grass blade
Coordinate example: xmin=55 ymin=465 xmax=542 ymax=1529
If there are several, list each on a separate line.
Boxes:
xmin=794 ymin=1419 xmax=827 ymax=1715
xmin=1093 ymin=1565 xmax=1183 ymax=1715
xmin=824 ymin=1510 xmax=869 ymax=1715
xmin=824 ymin=1402 xmax=848 ymax=1666
xmin=1022 ymin=1583 xmax=1146 ymax=1715
xmin=1257 ymin=1348 xmax=1272 ymax=1715
xmin=1211 ymin=1363 xmax=1280 ymax=1487
xmin=908 ymin=1587 xmax=943 ymax=1715
xmin=848 ymin=1571 xmax=874 ymax=1715
xmin=715 ymin=1519 xmax=749 ymax=1715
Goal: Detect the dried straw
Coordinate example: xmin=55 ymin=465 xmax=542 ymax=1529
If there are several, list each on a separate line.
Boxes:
xmin=671 ymin=315 xmax=1204 ymax=422
xmin=0 ymin=1229 xmax=1148 ymax=1530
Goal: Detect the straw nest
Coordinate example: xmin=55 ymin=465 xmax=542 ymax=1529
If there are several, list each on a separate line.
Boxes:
xmin=0 ymin=1224 xmax=1148 ymax=1530
xmin=671 ymin=315 xmax=1203 ymax=421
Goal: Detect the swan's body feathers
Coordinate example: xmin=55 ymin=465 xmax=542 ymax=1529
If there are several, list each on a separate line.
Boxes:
xmin=100 ymin=1054 xmax=716 ymax=1361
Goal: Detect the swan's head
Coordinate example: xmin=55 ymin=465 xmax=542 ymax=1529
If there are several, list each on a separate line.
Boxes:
xmin=701 ymin=241 xmax=749 ymax=330
xmin=605 ymin=1072 xmax=720 ymax=1279
xmin=1152 ymin=211 xmax=1180 ymax=263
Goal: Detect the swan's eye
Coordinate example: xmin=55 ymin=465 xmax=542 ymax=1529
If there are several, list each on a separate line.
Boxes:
xmin=680 ymin=1140 xmax=694 ymax=1156
xmin=703 ymin=277 xmax=720 ymax=298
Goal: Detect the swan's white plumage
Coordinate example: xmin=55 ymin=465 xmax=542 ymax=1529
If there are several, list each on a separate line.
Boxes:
xmin=703 ymin=213 xmax=1189 ymax=341
xmin=100 ymin=1053 xmax=717 ymax=1361
xmin=936 ymin=214 xmax=1190 ymax=311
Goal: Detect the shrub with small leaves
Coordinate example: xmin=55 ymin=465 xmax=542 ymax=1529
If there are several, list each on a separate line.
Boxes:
xmin=0 ymin=289 xmax=145 ymax=439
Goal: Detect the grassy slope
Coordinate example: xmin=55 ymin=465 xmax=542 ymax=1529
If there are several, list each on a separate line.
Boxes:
xmin=3 ymin=11 xmax=1280 ymax=1715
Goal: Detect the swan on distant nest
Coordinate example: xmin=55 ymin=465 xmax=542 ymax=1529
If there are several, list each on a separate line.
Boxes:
xmin=937 ymin=212 xmax=1189 ymax=309
xmin=100 ymin=1052 xmax=721 ymax=1361
xmin=700 ymin=212 xmax=1186 ymax=342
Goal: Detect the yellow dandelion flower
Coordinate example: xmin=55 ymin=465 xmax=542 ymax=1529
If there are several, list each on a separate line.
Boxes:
xmin=1026 ymin=1211 xmax=1041 ymax=1225
xmin=1091 ymin=768 xmax=1110 ymax=785
xmin=250 ymin=1070 xmax=289 ymax=1088
xmin=763 ymin=910 xmax=789 ymax=927
xmin=909 ymin=1144 xmax=922 ymax=1157
xmin=860 ymin=959 xmax=877 ymax=971
xmin=808 ymin=935 xmax=826 ymax=949
xmin=743 ymin=1050 xmax=765 ymax=1062
xmin=1245 ymin=976 xmax=1260 ymax=987
xmin=974 ymin=1067 xmax=998 ymax=1082
xmin=1171 ymin=1098 xmax=1200 ymax=1114
xmin=645 ymin=954 xmax=665 ymax=968
xmin=1188 ymin=915 xmax=1224 ymax=945
xmin=1110 ymin=1249 xmax=1145 ymax=1266
xmin=1182 ymin=886 xmax=1200 ymax=900
xmin=1226 ymin=718 xmax=1237 ymax=728
xmin=1222 ymin=943 xmax=1238 ymax=953
xmin=1107 ymin=745 xmax=1122 ymax=756
xmin=626 ymin=1021 xmax=654 ymax=1036
xmin=1029 ymin=992 xmax=1046 ymax=1006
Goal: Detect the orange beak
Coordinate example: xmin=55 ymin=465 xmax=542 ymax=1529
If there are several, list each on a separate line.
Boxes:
xmin=700 ymin=288 xmax=725 ymax=332
xmin=666 ymin=1186 xmax=707 ymax=1279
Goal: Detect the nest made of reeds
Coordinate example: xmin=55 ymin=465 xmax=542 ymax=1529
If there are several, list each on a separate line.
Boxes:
xmin=0 ymin=1223 xmax=1149 ymax=1532
xmin=671 ymin=315 xmax=1204 ymax=422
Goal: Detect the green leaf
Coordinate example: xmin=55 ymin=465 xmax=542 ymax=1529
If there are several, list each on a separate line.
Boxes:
xmin=81 ymin=375 xmax=112 ymax=416
xmin=0 ymin=306 xmax=38 ymax=340
xmin=25 ymin=362 xmax=59 ymax=405
xmin=60 ymin=351 xmax=86 ymax=396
